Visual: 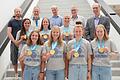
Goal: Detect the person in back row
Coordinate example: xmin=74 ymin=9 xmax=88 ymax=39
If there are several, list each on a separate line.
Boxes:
xmin=85 ymin=3 xmax=110 ymax=41
xmin=50 ymin=5 xmax=63 ymax=28
xmin=29 ymin=6 xmax=43 ymax=32
xmin=7 ymin=7 xmax=22 ymax=79
xmin=69 ymin=5 xmax=85 ymax=28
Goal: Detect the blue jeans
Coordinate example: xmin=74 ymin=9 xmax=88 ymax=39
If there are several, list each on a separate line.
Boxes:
xmin=68 ymin=64 xmax=87 ymax=80
xmin=24 ymin=65 xmax=40 ymax=80
xmin=92 ymin=65 xmax=112 ymax=80
xmin=46 ymin=69 xmax=64 ymax=80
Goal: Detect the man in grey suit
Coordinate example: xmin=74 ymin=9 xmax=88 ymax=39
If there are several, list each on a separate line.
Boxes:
xmin=85 ymin=3 xmax=110 ymax=41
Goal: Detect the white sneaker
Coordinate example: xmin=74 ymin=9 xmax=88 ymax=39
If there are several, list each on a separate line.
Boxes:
xmin=15 ymin=73 xmax=18 ymax=80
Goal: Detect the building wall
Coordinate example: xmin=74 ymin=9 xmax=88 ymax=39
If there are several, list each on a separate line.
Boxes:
xmin=0 ymin=0 xmax=25 ymax=79
xmin=0 ymin=0 xmax=25 ymax=32
xmin=110 ymin=5 xmax=120 ymax=16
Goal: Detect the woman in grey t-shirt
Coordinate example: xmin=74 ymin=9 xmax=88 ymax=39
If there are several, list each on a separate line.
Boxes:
xmin=67 ymin=24 xmax=92 ymax=80
xmin=19 ymin=31 xmax=45 ymax=80
xmin=42 ymin=26 xmax=67 ymax=80
xmin=91 ymin=24 xmax=118 ymax=80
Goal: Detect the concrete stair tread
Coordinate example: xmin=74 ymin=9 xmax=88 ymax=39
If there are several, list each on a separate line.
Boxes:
xmin=4 ymin=77 xmax=22 ymax=80
xmin=112 ymin=67 xmax=120 ymax=70
xmin=111 ymin=60 xmax=120 ymax=62
xmin=7 ymin=68 xmax=21 ymax=71
xmin=112 ymin=76 xmax=120 ymax=80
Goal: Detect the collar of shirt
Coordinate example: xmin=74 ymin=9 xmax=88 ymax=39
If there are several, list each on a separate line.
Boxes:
xmin=94 ymin=15 xmax=101 ymax=20
xmin=52 ymin=15 xmax=59 ymax=18
xmin=32 ymin=17 xmax=40 ymax=20
xmin=71 ymin=15 xmax=78 ymax=20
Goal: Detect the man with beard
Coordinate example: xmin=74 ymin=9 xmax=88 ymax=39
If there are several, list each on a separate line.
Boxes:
xmin=7 ymin=7 xmax=22 ymax=79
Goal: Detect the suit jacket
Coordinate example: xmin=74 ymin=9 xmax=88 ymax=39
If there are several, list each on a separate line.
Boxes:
xmin=85 ymin=15 xmax=110 ymax=41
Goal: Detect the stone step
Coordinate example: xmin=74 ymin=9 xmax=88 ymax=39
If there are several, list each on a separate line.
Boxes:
xmin=112 ymin=68 xmax=120 ymax=76
xmin=112 ymin=76 xmax=120 ymax=80
xmin=4 ymin=77 xmax=22 ymax=80
xmin=9 ymin=62 xmax=21 ymax=69
xmin=5 ymin=68 xmax=22 ymax=77
xmin=110 ymin=54 xmax=120 ymax=60
xmin=111 ymin=60 xmax=120 ymax=68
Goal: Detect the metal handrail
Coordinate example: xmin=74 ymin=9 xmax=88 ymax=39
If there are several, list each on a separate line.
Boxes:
xmin=94 ymin=0 xmax=120 ymax=35
xmin=0 ymin=0 xmax=33 ymax=56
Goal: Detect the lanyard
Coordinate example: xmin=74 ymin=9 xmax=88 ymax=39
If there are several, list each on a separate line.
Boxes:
xmin=42 ymin=29 xmax=49 ymax=34
xmin=26 ymin=31 xmax=30 ymax=37
xmin=63 ymin=27 xmax=70 ymax=33
xmin=51 ymin=41 xmax=57 ymax=50
xmin=30 ymin=45 xmax=37 ymax=51
xmin=74 ymin=38 xmax=82 ymax=52
xmin=97 ymin=40 xmax=104 ymax=48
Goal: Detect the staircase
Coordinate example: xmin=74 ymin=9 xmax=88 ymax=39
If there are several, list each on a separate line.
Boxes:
xmin=3 ymin=62 xmax=22 ymax=80
xmin=111 ymin=60 xmax=120 ymax=80
xmin=2 ymin=0 xmax=120 ymax=80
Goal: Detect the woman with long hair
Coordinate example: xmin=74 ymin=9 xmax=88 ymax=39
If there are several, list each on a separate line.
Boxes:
xmin=42 ymin=26 xmax=67 ymax=80
xmin=19 ymin=31 xmax=45 ymax=80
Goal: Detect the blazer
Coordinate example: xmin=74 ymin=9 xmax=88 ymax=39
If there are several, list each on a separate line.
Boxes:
xmin=85 ymin=15 xmax=110 ymax=41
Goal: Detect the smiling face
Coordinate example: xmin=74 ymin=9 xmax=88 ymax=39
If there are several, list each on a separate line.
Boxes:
xmin=95 ymin=26 xmax=104 ymax=40
xmin=51 ymin=6 xmax=58 ymax=16
xmin=92 ymin=3 xmax=100 ymax=16
xmin=33 ymin=7 xmax=40 ymax=19
xmin=64 ymin=15 xmax=70 ymax=25
xmin=42 ymin=18 xmax=49 ymax=30
xmin=51 ymin=27 xmax=60 ymax=41
xmin=30 ymin=32 xmax=39 ymax=44
xmin=14 ymin=7 xmax=22 ymax=18
xmin=24 ymin=19 xmax=31 ymax=31
xmin=71 ymin=6 xmax=78 ymax=17
xmin=74 ymin=25 xmax=83 ymax=39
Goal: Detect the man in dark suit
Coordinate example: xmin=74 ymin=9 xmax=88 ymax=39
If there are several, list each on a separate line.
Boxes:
xmin=85 ymin=3 xmax=110 ymax=41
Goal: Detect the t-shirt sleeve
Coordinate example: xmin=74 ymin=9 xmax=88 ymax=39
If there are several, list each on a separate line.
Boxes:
xmin=20 ymin=44 xmax=27 ymax=54
xmin=110 ymin=40 xmax=118 ymax=53
xmin=41 ymin=46 xmax=47 ymax=55
xmin=16 ymin=30 xmax=21 ymax=40
xmin=87 ymin=41 xmax=92 ymax=55
xmin=8 ymin=20 xmax=12 ymax=27
xmin=63 ymin=42 xmax=67 ymax=53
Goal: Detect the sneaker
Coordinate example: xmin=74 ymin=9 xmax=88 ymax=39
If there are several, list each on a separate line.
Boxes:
xmin=15 ymin=73 xmax=18 ymax=80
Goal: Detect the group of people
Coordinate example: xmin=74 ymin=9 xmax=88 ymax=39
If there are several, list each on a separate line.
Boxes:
xmin=7 ymin=2 xmax=118 ymax=80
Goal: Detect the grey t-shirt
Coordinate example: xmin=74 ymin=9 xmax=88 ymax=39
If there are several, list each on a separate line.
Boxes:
xmin=60 ymin=25 xmax=73 ymax=35
xmin=67 ymin=38 xmax=92 ymax=65
xmin=44 ymin=41 xmax=67 ymax=70
xmin=21 ymin=44 xmax=46 ymax=66
xmin=91 ymin=39 xmax=118 ymax=67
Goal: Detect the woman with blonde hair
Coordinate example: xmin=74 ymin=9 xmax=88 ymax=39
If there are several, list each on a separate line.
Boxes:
xmin=91 ymin=24 xmax=118 ymax=80
xmin=42 ymin=26 xmax=67 ymax=80
xmin=67 ymin=24 xmax=92 ymax=80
